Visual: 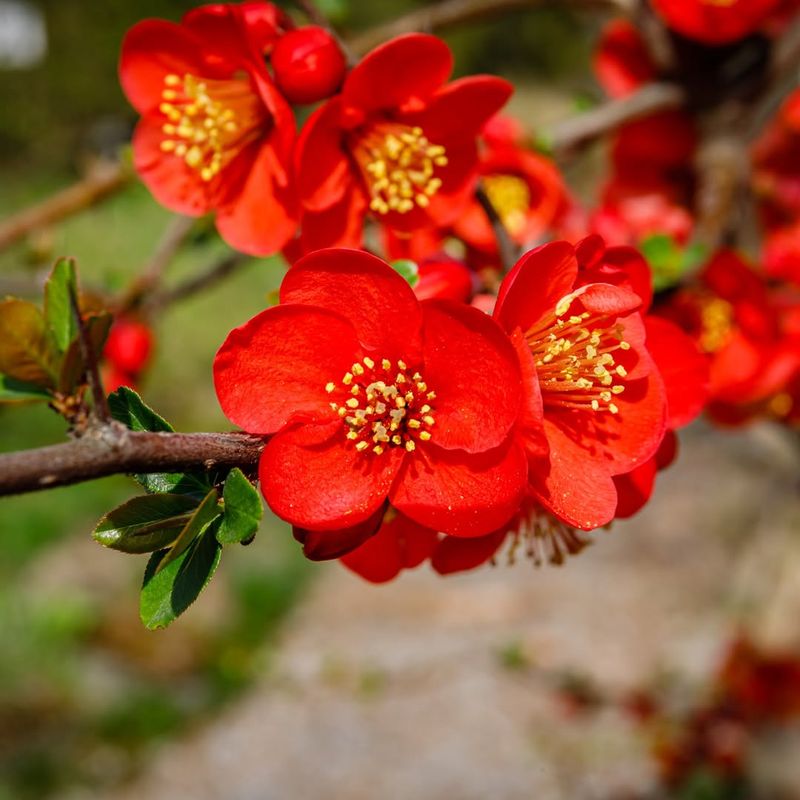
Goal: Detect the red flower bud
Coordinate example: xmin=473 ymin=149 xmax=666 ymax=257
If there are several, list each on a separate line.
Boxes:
xmin=272 ymin=26 xmax=346 ymax=105
xmin=104 ymin=319 xmax=153 ymax=375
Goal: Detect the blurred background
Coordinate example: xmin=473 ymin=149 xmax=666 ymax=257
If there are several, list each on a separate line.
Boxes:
xmin=1 ymin=2 xmax=799 ymax=799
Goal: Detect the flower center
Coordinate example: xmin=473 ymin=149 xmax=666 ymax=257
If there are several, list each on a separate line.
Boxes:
xmin=482 ymin=174 xmax=530 ymax=237
xmin=159 ymin=73 xmax=266 ymax=182
xmin=325 ymin=357 xmax=436 ymax=455
xmin=525 ymin=297 xmax=630 ymax=415
xmin=698 ymin=296 xmax=734 ymax=353
xmin=353 ymin=124 xmax=448 ymax=215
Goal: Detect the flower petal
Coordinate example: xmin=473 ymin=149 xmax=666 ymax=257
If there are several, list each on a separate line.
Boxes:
xmin=281 ymin=248 xmax=423 ymax=364
xmin=299 ymin=185 xmax=366 ymax=251
xmin=420 ymin=301 xmax=522 ymax=452
xmin=530 ymin=419 xmax=619 ymax=530
xmin=340 ymin=512 xmax=439 ymax=583
xmin=342 ymin=34 xmax=452 ymax=114
xmin=494 ymin=241 xmax=578 ymax=333
xmin=119 ymin=19 xmax=211 ymax=115
xmin=214 ymin=305 xmax=360 ymax=434
xmin=402 ymin=76 xmax=514 ymax=141
xmin=431 ymin=530 xmax=506 ymax=575
xmin=260 ymin=421 xmax=404 ymax=530
xmin=295 ymin=98 xmax=352 ymax=211
xmin=215 ymin=139 xmax=299 ymax=256
xmin=391 ymin=439 xmax=527 ymax=537
xmin=293 ymin=503 xmax=387 ymax=561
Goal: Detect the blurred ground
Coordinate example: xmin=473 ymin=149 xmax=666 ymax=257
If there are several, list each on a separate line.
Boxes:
xmin=80 ymin=422 xmax=800 ymax=800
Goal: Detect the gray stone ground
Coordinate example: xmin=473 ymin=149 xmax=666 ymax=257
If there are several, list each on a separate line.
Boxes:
xmin=91 ymin=424 xmax=800 ymax=800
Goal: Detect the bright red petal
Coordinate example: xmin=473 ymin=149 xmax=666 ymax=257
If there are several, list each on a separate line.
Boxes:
xmin=215 ymin=140 xmax=298 ymax=255
xmin=645 ymin=316 xmax=709 ymax=428
xmin=594 ymin=20 xmax=656 ymax=99
xmin=431 ymin=530 xmax=506 ymax=575
xmin=420 ymin=301 xmax=522 ymax=453
xmin=341 ymin=34 xmax=452 ymax=113
xmin=341 ymin=512 xmax=439 ymax=583
xmin=260 ymin=421 xmax=404 ymax=531
xmin=294 ymin=98 xmax=352 ymax=211
xmin=391 ymin=439 xmax=527 ymax=537
xmin=214 ymin=305 xmax=360 ymax=434
xmin=293 ymin=503 xmax=386 ymax=561
xmin=119 ymin=19 xmax=210 ymax=115
xmin=281 ymin=248 xmax=423 ymax=364
xmin=403 ymin=76 xmax=514 ymax=140
xmin=299 ymin=185 xmax=366 ymax=251
xmin=612 ymin=456 xmax=657 ymax=519
xmin=494 ymin=241 xmax=578 ymax=333
xmin=531 ymin=419 xmax=619 ymax=530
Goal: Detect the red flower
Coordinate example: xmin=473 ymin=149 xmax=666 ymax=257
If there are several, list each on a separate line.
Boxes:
xmin=214 ymin=248 xmax=527 ymax=543
xmin=594 ymin=20 xmax=657 ymax=98
xmin=452 ymin=116 xmax=570 ymax=255
xmin=119 ymin=2 xmax=298 ymax=255
xmin=650 ymin=0 xmax=782 ymax=44
xmin=413 ymin=256 xmax=474 ymax=303
xmin=102 ymin=318 xmax=155 ymax=394
xmin=493 ymin=239 xmax=668 ymax=529
xmin=294 ymin=34 xmax=512 ymax=249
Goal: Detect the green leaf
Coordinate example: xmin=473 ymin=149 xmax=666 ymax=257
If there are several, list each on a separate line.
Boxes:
xmin=57 ymin=311 xmax=113 ymax=394
xmin=140 ymin=523 xmax=222 ymax=630
xmin=0 ymin=299 xmax=57 ymax=386
xmin=0 ymin=374 xmax=51 ymax=402
xmin=108 ymin=387 xmax=211 ymax=495
xmin=93 ymin=493 xmax=201 ymax=554
xmin=155 ymin=488 xmax=221 ymax=574
xmin=218 ymin=468 xmax=263 ymax=545
xmin=390 ymin=259 xmax=420 ymax=288
xmin=44 ymin=257 xmax=78 ymax=353
xmin=108 ymin=386 xmax=174 ymax=433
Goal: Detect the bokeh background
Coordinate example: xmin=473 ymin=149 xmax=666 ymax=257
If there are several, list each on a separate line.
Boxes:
xmin=1 ymin=2 xmax=799 ymax=799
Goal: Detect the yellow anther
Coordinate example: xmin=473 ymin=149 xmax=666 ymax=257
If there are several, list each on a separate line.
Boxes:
xmin=419 ymin=431 xmax=432 ymax=441
xmin=363 ymin=356 xmax=375 ymax=369
xmin=356 ymin=441 xmax=369 ymax=452
xmin=325 ymin=382 xmax=335 ymax=393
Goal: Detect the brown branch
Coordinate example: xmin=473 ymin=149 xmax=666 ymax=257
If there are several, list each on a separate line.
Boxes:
xmin=147 ymin=251 xmax=252 ymax=311
xmin=545 ymin=82 xmax=686 ymax=154
xmin=0 ymin=160 xmax=130 ymax=252
xmin=475 ymin=184 xmax=518 ymax=272
xmin=349 ymin=0 xmax=633 ymax=55
xmin=0 ymin=427 xmax=265 ymax=497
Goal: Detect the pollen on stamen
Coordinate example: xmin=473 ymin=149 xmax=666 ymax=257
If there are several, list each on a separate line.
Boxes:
xmin=325 ymin=357 xmax=436 ymax=456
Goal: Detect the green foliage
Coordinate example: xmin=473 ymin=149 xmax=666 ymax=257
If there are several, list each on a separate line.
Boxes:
xmin=140 ymin=522 xmax=222 ymax=630
xmin=43 ymin=258 xmax=78 ymax=353
xmin=218 ymin=468 xmax=263 ymax=545
xmin=0 ymin=375 xmax=51 ymax=402
xmin=390 ymin=259 xmax=420 ymax=288
xmin=93 ymin=492 xmax=202 ymax=553
xmin=641 ymin=234 xmax=708 ymax=291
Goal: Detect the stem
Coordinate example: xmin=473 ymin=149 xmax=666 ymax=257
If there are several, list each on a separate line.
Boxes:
xmin=69 ymin=283 xmax=112 ymax=424
xmin=147 ymin=252 xmax=252 ymax=311
xmin=0 ymin=160 xmax=130 ymax=252
xmin=475 ymin=184 xmax=519 ymax=272
xmin=545 ymin=82 xmax=686 ymax=154
xmin=349 ymin=0 xmax=633 ymax=55
xmin=115 ymin=215 xmax=196 ymax=313
xmin=0 ymin=429 xmax=264 ymax=497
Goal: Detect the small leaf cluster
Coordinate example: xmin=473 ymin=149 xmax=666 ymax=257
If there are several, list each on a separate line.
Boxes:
xmin=94 ymin=388 xmax=263 ymax=630
xmin=0 ymin=258 xmax=112 ymax=407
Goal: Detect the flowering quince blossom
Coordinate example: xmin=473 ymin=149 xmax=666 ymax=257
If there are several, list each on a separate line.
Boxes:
xmin=119 ymin=2 xmax=298 ymax=255
xmin=341 ymin=237 xmax=681 ymax=584
xmin=452 ymin=115 xmax=570 ymax=256
xmin=213 ymin=248 xmax=528 ymax=557
xmin=493 ymin=238 xmax=668 ymax=530
xmin=293 ymin=33 xmax=513 ymax=251
xmin=650 ymin=0 xmax=783 ymax=45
